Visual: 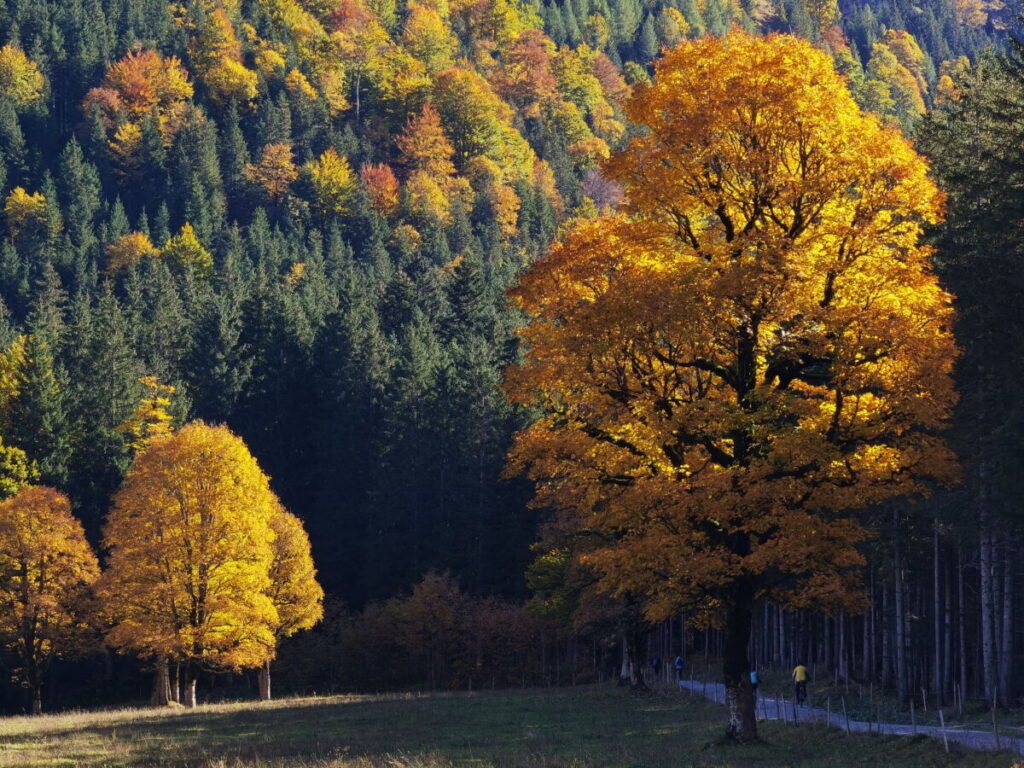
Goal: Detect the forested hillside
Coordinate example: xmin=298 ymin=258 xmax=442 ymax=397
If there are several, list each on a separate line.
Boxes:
xmin=0 ymin=0 xmax=1017 ymax=714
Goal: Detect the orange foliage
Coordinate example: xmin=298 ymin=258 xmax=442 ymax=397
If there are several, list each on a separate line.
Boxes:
xmin=506 ymin=32 xmax=958 ymax=733
xmin=493 ymin=29 xmax=558 ymax=115
xmin=105 ymin=231 xmax=158 ymax=274
xmin=360 ymin=162 xmax=400 ymax=215
xmin=396 ymin=101 xmax=458 ymax=177
xmin=0 ymin=487 xmax=99 ymax=713
xmin=93 ymin=50 xmax=193 ymax=119
xmin=246 ymin=143 xmax=299 ymax=202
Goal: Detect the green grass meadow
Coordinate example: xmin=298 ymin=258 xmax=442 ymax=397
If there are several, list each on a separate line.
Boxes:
xmin=0 ymin=685 xmax=1017 ymax=768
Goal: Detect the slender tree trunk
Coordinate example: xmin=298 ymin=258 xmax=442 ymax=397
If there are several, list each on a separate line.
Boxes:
xmin=838 ymin=611 xmax=847 ymax=681
xmin=778 ymin=607 xmax=786 ymax=669
xmin=882 ymin=581 xmax=892 ymax=688
xmin=943 ymin=560 xmax=953 ymax=702
xmin=980 ymin=513 xmax=996 ymax=703
xmin=259 ymin=659 xmax=272 ymax=701
xmin=934 ymin=520 xmax=943 ymax=704
xmin=184 ymin=666 xmax=198 ymax=708
xmin=723 ymin=579 xmax=756 ymax=742
xmin=998 ymin=539 xmax=1013 ymax=707
xmin=894 ymin=508 xmax=908 ymax=703
xmin=151 ymin=657 xmax=173 ymax=706
xmin=958 ymin=546 xmax=968 ymax=700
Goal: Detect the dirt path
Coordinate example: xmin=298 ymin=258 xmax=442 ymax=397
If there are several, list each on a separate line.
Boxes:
xmin=678 ymin=680 xmax=1024 ymax=755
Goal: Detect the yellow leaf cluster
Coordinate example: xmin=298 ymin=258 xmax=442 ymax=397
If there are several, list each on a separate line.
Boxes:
xmin=161 ymin=223 xmax=214 ymax=279
xmin=0 ymin=45 xmax=45 ymax=105
xmin=105 ymin=231 xmax=158 ymax=274
xmin=4 ymin=187 xmax=49 ymax=243
xmin=305 ymin=148 xmax=358 ymax=219
xmin=267 ymin=509 xmax=324 ymax=640
xmin=117 ymin=376 xmax=176 ymax=451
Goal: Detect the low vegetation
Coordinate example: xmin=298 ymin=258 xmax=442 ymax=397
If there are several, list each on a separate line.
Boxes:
xmin=0 ymin=685 xmax=1015 ymax=767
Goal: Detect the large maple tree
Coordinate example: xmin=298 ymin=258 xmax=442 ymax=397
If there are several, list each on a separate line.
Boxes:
xmin=505 ymin=31 xmax=958 ymax=740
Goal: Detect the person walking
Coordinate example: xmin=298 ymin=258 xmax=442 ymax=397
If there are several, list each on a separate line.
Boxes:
xmin=749 ymin=668 xmax=760 ymax=707
xmin=792 ymin=662 xmax=809 ymax=705
xmin=673 ymin=655 xmax=684 ymax=682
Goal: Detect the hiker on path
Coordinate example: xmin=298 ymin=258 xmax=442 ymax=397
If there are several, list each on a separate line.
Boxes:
xmin=673 ymin=655 xmax=684 ymax=681
xmin=749 ymin=668 xmax=760 ymax=706
xmin=792 ymin=662 xmax=808 ymax=705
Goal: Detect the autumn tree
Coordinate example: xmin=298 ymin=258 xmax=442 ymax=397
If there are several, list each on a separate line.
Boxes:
xmin=117 ymin=376 xmax=176 ymax=451
xmin=0 ymin=486 xmax=99 ymax=713
xmin=98 ymin=422 xmax=281 ymax=707
xmin=84 ymin=50 xmax=193 ymax=120
xmin=106 ymin=232 xmax=158 ymax=274
xmin=260 ymin=508 xmax=324 ymax=699
xmin=0 ymin=45 xmax=45 ymax=106
xmin=304 ymin=148 xmax=358 ymax=221
xmin=246 ymin=143 xmax=299 ymax=202
xmin=505 ymin=31 xmax=958 ymax=741
xmin=4 ymin=188 xmax=52 ymax=247
xmin=360 ymin=162 xmax=400 ymax=215
xmin=161 ymin=223 xmax=213 ymax=279
xmin=188 ymin=8 xmax=259 ymax=105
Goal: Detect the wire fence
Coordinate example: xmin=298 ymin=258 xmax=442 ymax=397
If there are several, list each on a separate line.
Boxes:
xmin=678 ymin=680 xmax=1024 ymax=755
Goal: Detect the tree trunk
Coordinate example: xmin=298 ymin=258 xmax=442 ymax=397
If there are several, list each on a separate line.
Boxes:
xmin=893 ymin=507 xmax=908 ymax=703
xmin=957 ymin=546 xmax=968 ymax=700
xmin=980 ymin=517 xmax=996 ymax=703
xmin=183 ymin=666 xmax=198 ymax=708
xmin=259 ymin=659 xmax=272 ymax=701
xmin=151 ymin=657 xmax=173 ymax=706
xmin=723 ymin=580 xmax=756 ymax=742
xmin=881 ymin=580 xmax=891 ymax=688
xmin=933 ymin=520 xmax=943 ymax=704
xmin=998 ymin=538 xmax=1013 ymax=707
xmin=943 ymin=559 xmax=953 ymax=702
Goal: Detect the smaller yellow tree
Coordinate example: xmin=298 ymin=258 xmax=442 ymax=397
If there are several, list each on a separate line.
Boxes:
xmin=4 ymin=188 xmax=49 ymax=243
xmin=0 ymin=487 xmax=99 ymax=713
xmin=246 ymin=143 xmax=299 ymax=202
xmin=259 ymin=508 xmax=324 ymax=699
xmin=0 ymin=45 xmax=44 ymax=106
xmin=304 ymin=148 xmax=358 ymax=221
xmin=106 ymin=232 xmax=158 ymax=274
xmin=161 ymin=223 xmax=213 ymax=279
xmin=117 ymin=376 xmax=176 ymax=451
xmin=99 ymin=422 xmax=280 ymax=707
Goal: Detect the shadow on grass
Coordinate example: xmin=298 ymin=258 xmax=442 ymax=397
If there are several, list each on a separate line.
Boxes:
xmin=0 ymin=687 xmax=711 ymax=768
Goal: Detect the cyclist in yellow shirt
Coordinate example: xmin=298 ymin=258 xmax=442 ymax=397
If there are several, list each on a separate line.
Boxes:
xmin=792 ymin=663 xmax=809 ymax=705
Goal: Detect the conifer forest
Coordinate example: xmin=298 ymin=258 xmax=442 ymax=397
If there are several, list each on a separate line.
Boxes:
xmin=0 ymin=0 xmax=1019 ymax=746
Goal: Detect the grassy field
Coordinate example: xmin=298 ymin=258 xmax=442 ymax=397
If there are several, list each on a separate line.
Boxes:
xmin=0 ymin=684 xmax=1018 ymax=768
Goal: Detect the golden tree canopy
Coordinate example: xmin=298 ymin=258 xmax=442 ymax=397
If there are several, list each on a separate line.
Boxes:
xmin=99 ymin=422 xmax=281 ymax=672
xmin=506 ymin=31 xmax=959 ymax=624
xmin=267 ymin=508 xmax=324 ymax=641
xmin=0 ymin=487 xmax=99 ymax=708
